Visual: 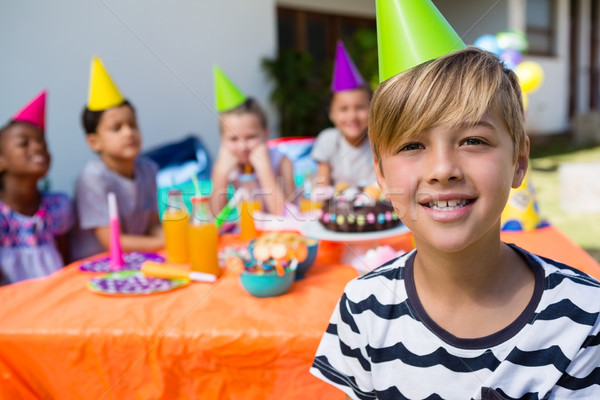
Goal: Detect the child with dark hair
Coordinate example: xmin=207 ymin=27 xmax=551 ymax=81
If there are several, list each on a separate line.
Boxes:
xmin=311 ymin=41 xmax=374 ymax=188
xmin=70 ymin=57 xmax=163 ymax=261
xmin=210 ymin=67 xmax=295 ymax=216
xmin=0 ymin=91 xmax=74 ymax=284
xmin=311 ymin=1 xmax=600 ymax=399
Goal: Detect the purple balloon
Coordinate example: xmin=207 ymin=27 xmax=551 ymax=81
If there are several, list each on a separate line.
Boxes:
xmin=500 ymin=49 xmax=523 ymax=70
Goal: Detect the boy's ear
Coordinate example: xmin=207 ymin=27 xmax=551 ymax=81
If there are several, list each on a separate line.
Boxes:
xmin=511 ymin=137 xmax=530 ymax=189
xmin=373 ymin=158 xmax=391 ymax=200
xmin=85 ymin=133 xmax=102 ymax=153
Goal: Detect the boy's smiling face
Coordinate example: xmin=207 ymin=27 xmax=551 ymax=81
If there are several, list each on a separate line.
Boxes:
xmin=375 ymin=107 xmax=529 ymax=254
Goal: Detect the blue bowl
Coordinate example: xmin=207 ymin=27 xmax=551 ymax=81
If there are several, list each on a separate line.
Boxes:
xmin=296 ymin=239 xmax=319 ymax=279
xmin=240 ymin=268 xmax=296 ymax=298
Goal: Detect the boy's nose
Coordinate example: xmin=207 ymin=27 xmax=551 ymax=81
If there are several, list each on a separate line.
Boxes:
xmin=123 ymin=125 xmax=136 ymax=136
xmin=425 ymin=147 xmax=463 ymax=184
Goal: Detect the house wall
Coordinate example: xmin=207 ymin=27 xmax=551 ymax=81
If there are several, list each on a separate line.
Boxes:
xmin=434 ymin=0 xmax=509 ymax=44
xmin=279 ymin=0 xmax=573 ymax=135
xmin=276 ymin=0 xmax=375 ymax=16
xmin=0 ymin=0 xmax=278 ymax=193
xmin=437 ymin=0 xmax=571 ymax=135
xmin=522 ymin=0 xmax=571 ymax=134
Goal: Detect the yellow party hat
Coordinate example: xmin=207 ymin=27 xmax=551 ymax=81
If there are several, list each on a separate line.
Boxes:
xmin=501 ymin=167 xmax=546 ymax=231
xmin=87 ymin=56 xmax=125 ymax=111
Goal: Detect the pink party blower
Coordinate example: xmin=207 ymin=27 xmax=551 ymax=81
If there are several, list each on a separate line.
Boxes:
xmin=108 ymin=192 xmax=125 ymax=270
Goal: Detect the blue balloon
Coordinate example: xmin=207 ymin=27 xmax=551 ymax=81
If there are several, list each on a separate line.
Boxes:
xmin=473 ymin=34 xmax=501 ymax=56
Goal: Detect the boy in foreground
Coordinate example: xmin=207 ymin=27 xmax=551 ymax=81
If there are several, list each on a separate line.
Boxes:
xmin=310 ymin=1 xmax=600 ymax=399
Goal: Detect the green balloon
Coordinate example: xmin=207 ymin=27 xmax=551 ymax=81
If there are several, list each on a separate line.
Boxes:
xmin=496 ymin=30 xmax=528 ymax=52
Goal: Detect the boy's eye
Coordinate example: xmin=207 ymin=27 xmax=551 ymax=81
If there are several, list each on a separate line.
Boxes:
xmin=461 ymin=137 xmax=485 ymax=146
xmin=398 ymin=142 xmax=424 ymax=152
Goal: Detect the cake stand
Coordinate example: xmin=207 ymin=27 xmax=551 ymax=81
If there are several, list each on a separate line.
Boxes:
xmin=300 ymin=221 xmax=411 ymax=266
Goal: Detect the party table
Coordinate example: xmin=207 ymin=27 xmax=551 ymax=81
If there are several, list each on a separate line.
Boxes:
xmin=0 ymin=227 xmax=598 ymax=400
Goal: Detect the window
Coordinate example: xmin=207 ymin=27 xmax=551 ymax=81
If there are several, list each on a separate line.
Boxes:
xmin=526 ymin=0 xmax=556 ymax=56
xmin=277 ymin=7 xmax=375 ymax=65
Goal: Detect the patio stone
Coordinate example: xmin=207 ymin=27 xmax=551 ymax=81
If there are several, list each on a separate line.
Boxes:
xmin=559 ymin=162 xmax=600 ymax=213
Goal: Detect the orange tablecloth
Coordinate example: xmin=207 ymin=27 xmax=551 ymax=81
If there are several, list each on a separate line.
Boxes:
xmin=0 ymin=226 xmax=597 ymax=399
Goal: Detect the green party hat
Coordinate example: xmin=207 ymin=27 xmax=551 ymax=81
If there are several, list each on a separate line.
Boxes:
xmin=213 ymin=66 xmax=247 ymax=112
xmin=376 ymin=0 xmax=466 ymax=82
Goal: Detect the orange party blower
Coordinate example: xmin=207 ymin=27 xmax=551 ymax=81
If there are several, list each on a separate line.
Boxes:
xmin=141 ymin=261 xmax=217 ymax=283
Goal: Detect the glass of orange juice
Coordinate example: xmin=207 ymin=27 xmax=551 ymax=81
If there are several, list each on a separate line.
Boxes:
xmin=162 ymin=189 xmax=189 ymax=263
xmin=189 ymin=196 xmax=220 ymax=277
xmin=299 ymin=196 xmax=323 ymax=213
xmin=239 ymin=200 xmax=261 ymax=241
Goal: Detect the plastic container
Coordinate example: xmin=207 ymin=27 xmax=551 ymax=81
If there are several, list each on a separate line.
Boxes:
xmin=188 ymin=196 xmax=221 ymax=277
xmin=162 ymin=189 xmax=189 ymax=263
xmin=238 ymin=171 xmax=261 ymax=241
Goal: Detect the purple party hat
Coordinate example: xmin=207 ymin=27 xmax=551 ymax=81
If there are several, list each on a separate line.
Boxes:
xmin=331 ymin=41 xmax=365 ymax=92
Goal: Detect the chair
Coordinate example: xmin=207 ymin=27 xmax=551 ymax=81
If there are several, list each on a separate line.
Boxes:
xmin=267 ymin=136 xmax=317 ymax=188
xmin=143 ymin=134 xmax=213 ymax=216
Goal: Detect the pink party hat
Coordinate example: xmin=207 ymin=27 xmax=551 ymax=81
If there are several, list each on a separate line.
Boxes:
xmin=12 ymin=90 xmax=46 ymax=132
xmin=331 ymin=41 xmax=365 ymax=92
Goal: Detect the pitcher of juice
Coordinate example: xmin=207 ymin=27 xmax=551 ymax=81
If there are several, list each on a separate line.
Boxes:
xmin=162 ymin=189 xmax=189 ymax=263
xmin=238 ymin=171 xmax=261 ymax=241
xmin=188 ymin=196 xmax=220 ymax=277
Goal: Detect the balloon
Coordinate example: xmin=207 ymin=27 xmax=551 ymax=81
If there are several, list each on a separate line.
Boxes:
xmin=515 ymin=61 xmax=544 ymax=93
xmin=496 ymin=31 xmax=528 ymax=52
xmin=522 ymin=91 xmax=529 ymax=111
xmin=473 ymin=34 xmax=501 ymax=56
xmin=500 ymin=48 xmax=523 ymax=70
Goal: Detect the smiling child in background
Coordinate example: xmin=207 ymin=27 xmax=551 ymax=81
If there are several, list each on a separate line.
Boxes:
xmin=311 ymin=41 xmax=374 ymax=188
xmin=0 ymin=91 xmax=74 ymax=284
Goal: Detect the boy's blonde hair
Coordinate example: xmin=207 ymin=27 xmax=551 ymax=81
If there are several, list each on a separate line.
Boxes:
xmin=370 ymin=47 xmax=526 ymax=172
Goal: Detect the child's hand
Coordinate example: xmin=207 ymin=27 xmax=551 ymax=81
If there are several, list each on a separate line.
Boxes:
xmin=248 ymin=143 xmax=271 ymax=173
xmin=214 ymin=146 xmax=240 ymax=176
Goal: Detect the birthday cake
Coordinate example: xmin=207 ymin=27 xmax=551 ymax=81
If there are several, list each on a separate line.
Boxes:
xmin=318 ymin=185 xmax=400 ymax=233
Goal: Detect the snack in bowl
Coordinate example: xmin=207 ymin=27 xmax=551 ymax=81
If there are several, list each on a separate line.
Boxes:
xmin=229 ymin=232 xmax=319 ymax=297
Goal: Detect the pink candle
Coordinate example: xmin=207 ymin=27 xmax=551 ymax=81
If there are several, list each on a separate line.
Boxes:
xmin=108 ymin=192 xmax=125 ymax=270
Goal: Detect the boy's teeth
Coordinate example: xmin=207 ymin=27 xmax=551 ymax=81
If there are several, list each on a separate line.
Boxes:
xmin=427 ymin=199 xmax=468 ymax=210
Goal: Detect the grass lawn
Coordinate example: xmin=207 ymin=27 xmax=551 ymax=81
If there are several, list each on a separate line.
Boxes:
xmin=529 ymin=137 xmax=600 ymax=262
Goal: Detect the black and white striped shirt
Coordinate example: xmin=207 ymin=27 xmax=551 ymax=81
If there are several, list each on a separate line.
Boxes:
xmin=311 ymin=245 xmax=600 ymax=399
